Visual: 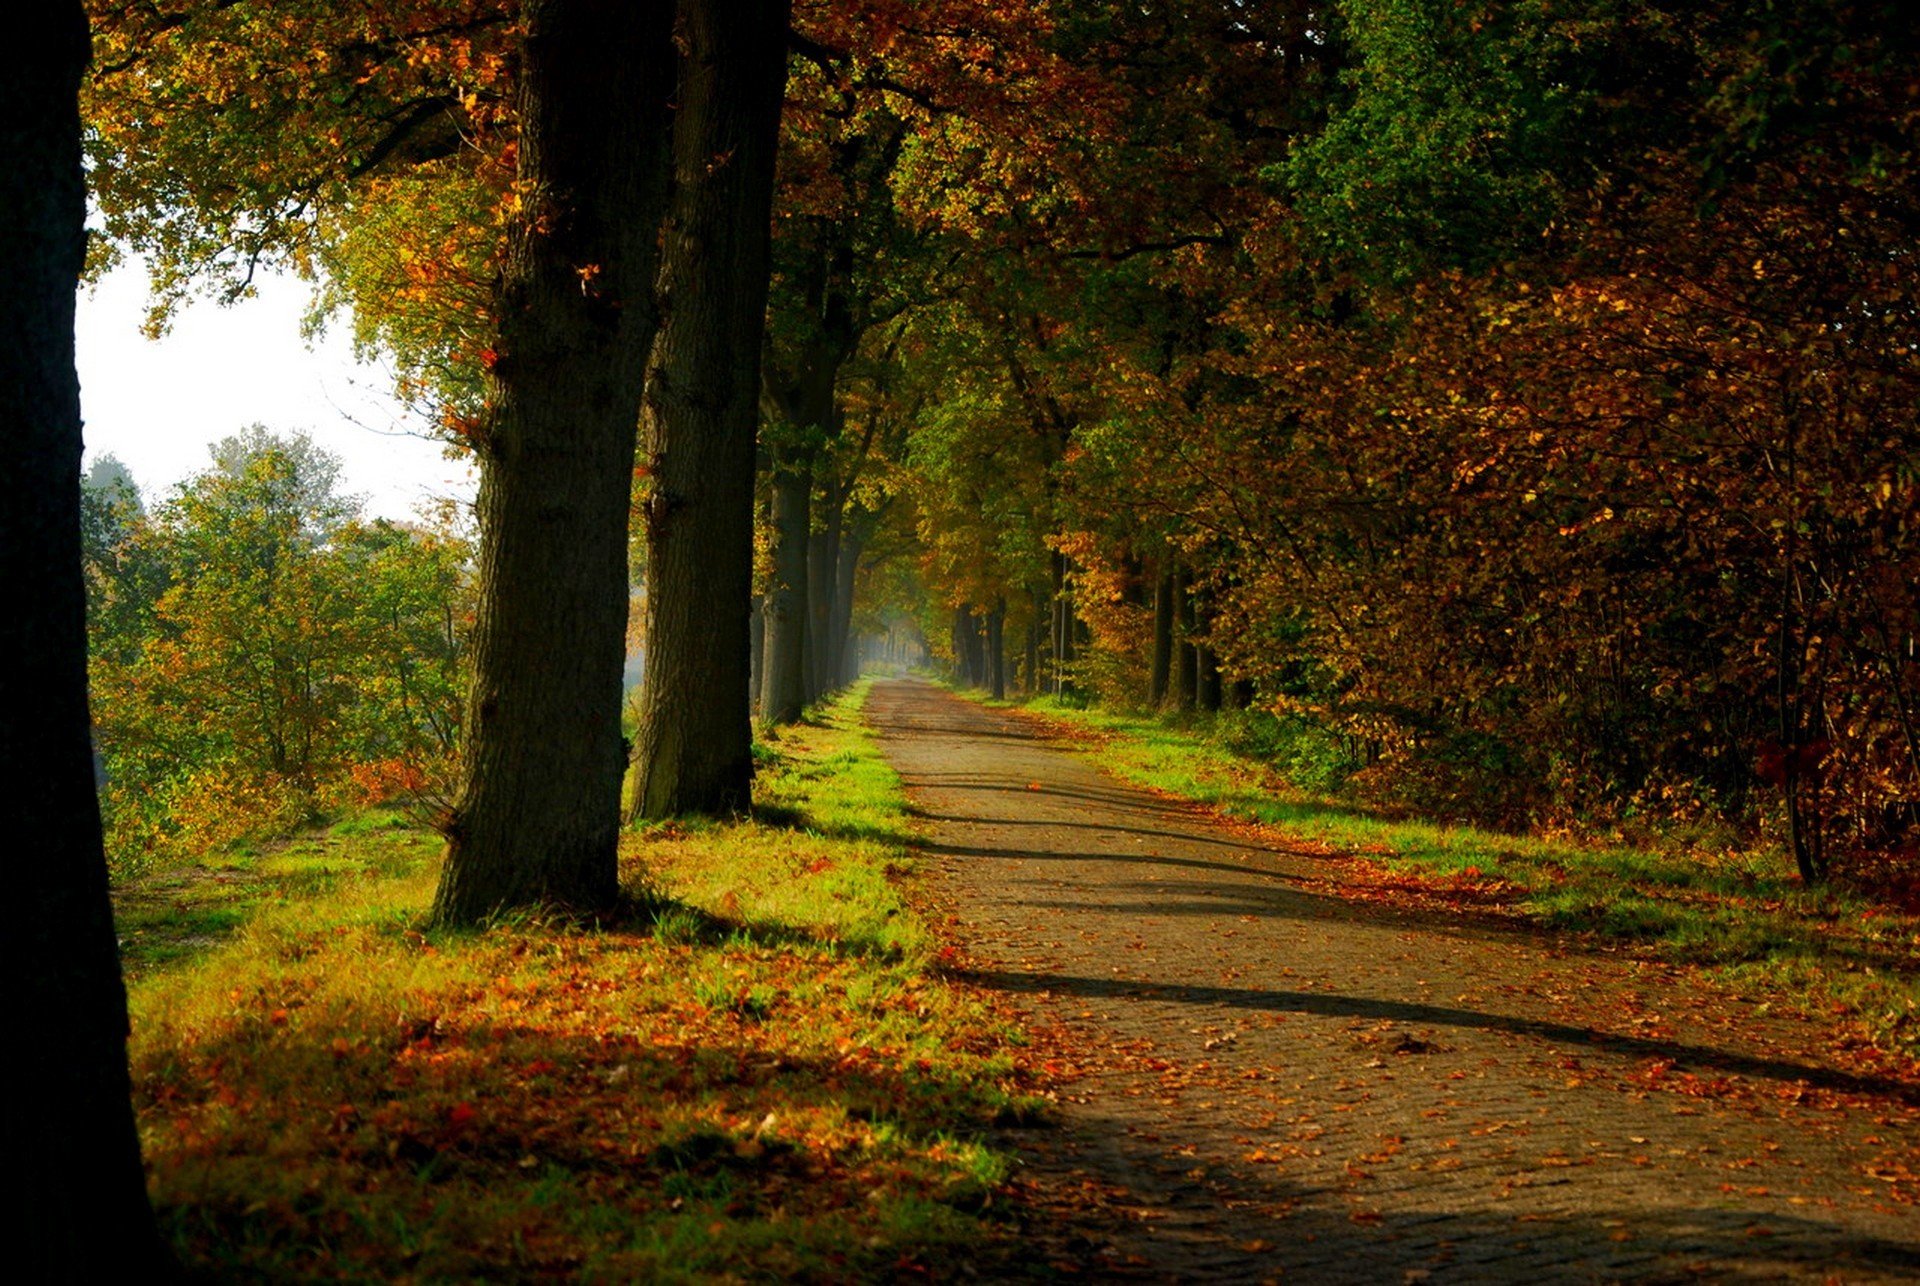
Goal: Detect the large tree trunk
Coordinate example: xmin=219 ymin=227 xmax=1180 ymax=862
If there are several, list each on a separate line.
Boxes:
xmin=1148 ymin=560 xmax=1174 ymax=707
xmin=434 ymin=0 xmax=674 ymax=924
xmin=627 ymin=0 xmax=788 ymax=821
xmin=760 ymin=458 xmax=811 ymax=724
xmin=4 ymin=5 xmax=169 ymax=1273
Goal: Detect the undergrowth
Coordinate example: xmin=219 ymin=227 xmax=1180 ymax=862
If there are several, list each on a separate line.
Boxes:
xmin=988 ymin=693 xmax=1920 ymax=1065
xmin=115 ymin=679 xmax=1038 ymax=1281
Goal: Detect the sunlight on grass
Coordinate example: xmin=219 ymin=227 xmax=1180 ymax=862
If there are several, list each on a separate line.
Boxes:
xmin=1002 ymin=695 xmax=1920 ymax=1062
xmin=115 ymin=679 xmax=1037 ymax=1280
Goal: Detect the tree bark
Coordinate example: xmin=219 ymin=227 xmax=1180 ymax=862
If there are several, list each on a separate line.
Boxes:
xmin=831 ymin=529 xmax=862 ymax=685
xmin=748 ymin=592 xmax=764 ymax=721
xmin=806 ymin=494 xmax=841 ymax=700
xmin=760 ymin=458 xmax=811 ymax=724
xmin=1050 ymin=550 xmax=1076 ymax=696
xmin=987 ymin=598 xmax=1007 ymax=700
xmin=1148 ymin=560 xmax=1174 ymax=707
xmin=1198 ymin=643 xmax=1224 ymax=712
xmin=1026 ymin=586 xmax=1043 ymax=695
xmin=627 ymin=0 xmax=788 ymax=821
xmin=1173 ymin=563 xmax=1198 ymax=712
xmin=434 ymin=0 xmax=674 ymax=923
xmin=3 ymin=5 xmax=170 ymax=1273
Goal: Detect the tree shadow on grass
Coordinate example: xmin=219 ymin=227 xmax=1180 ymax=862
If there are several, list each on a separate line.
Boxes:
xmin=140 ymin=1018 xmax=1047 ymax=1282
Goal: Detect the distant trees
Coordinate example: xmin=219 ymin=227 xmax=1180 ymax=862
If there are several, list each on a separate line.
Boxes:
xmin=88 ymin=429 xmax=470 ymax=865
xmin=869 ymin=0 xmax=1920 ymax=878
xmin=4 ymin=2 xmax=169 ymax=1273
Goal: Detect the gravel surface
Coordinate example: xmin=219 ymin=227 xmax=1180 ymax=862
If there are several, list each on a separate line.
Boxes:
xmin=870 ymin=678 xmax=1920 ymax=1283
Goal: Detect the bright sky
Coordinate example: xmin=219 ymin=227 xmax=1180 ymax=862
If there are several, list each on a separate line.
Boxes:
xmin=75 ymin=261 xmax=476 ymax=521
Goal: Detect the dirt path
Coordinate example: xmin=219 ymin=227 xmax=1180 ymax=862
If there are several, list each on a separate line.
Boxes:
xmin=868 ymin=679 xmax=1920 ymax=1283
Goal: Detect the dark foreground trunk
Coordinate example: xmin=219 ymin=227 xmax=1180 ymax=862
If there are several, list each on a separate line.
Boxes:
xmin=627 ymin=0 xmax=788 ymax=820
xmin=434 ymin=0 xmax=674 ymax=923
xmin=3 ymin=6 xmax=170 ymax=1273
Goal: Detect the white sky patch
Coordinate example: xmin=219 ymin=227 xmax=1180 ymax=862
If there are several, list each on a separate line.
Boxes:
xmin=76 ymin=261 xmax=476 ymax=521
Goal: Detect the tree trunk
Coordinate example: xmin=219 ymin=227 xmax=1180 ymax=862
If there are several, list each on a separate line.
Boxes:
xmin=627 ymin=0 xmax=787 ymax=821
xmin=760 ymin=458 xmax=811 ymax=724
xmin=433 ymin=0 xmax=674 ymax=923
xmin=806 ymin=495 xmax=841 ymax=699
xmin=1198 ymin=643 xmax=1223 ymax=712
xmin=748 ymin=593 xmax=764 ymax=721
xmin=1026 ymin=587 xmax=1042 ymax=695
xmin=987 ymin=598 xmax=1007 ymax=700
xmin=1050 ymin=550 xmax=1076 ymax=697
xmin=1148 ymin=560 xmax=1174 ymax=707
xmin=831 ymin=531 xmax=861 ymax=685
xmin=4 ymin=6 xmax=169 ymax=1272
xmin=1173 ymin=563 xmax=1198 ymax=712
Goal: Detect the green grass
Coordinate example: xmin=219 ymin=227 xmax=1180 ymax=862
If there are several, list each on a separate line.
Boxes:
xmin=986 ymin=693 xmax=1920 ymax=1063
xmin=114 ymin=679 xmax=1039 ymax=1281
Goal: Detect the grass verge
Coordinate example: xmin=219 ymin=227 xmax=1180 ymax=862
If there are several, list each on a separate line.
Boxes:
xmin=972 ymin=692 xmax=1920 ymax=1067
xmin=117 ymin=679 xmax=1037 ymax=1281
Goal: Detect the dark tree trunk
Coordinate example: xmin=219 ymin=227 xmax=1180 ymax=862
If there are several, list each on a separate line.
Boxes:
xmin=831 ymin=531 xmax=861 ymax=685
xmin=760 ymin=458 xmax=811 ymax=724
xmin=806 ymin=496 xmax=841 ymax=699
xmin=1148 ymin=561 xmax=1174 ymax=707
xmin=987 ymin=598 xmax=1007 ymax=700
xmin=627 ymin=0 xmax=788 ymax=821
xmin=748 ymin=593 xmax=764 ymax=720
xmin=1026 ymin=586 xmax=1043 ymax=695
xmin=1172 ymin=563 xmax=1198 ymax=712
xmin=3 ymin=5 xmax=169 ymax=1273
xmin=951 ymin=606 xmax=979 ymax=687
xmin=1228 ymin=677 xmax=1255 ymax=710
xmin=1198 ymin=644 xmax=1223 ymax=712
xmin=434 ymin=0 xmax=674 ymax=923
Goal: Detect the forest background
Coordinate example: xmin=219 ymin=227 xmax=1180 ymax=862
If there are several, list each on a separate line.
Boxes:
xmin=78 ymin=0 xmax=1920 ymax=892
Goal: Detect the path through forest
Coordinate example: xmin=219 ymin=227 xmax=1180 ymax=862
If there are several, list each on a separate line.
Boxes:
xmin=868 ymin=679 xmax=1920 ymax=1283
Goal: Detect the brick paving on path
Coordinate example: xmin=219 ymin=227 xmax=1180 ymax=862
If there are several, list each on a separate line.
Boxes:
xmin=868 ymin=678 xmax=1920 ymax=1283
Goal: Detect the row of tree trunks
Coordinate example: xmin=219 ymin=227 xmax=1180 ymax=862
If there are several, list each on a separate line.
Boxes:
xmin=626 ymin=0 xmax=789 ymax=822
xmin=433 ymin=0 xmax=676 ymax=924
xmin=6 ymin=4 xmax=172 ymax=1270
xmin=1150 ymin=556 xmax=1231 ymax=714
